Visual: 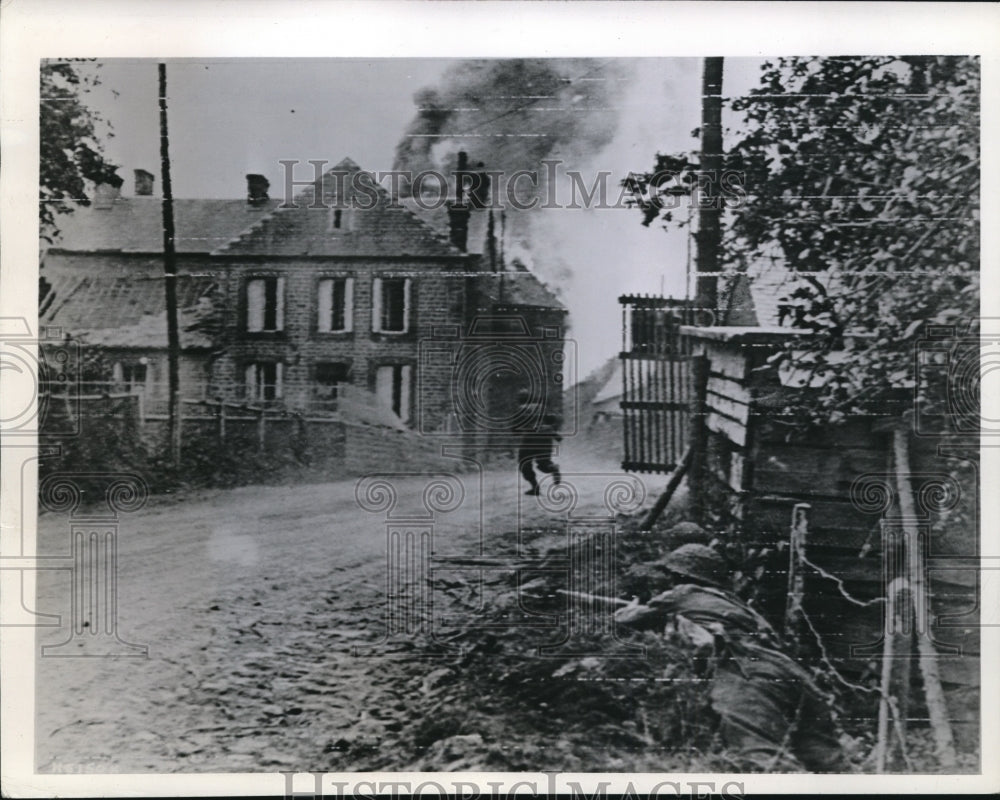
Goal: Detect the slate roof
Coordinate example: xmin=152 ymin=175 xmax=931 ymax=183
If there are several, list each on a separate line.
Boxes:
xmin=591 ymin=361 xmax=624 ymax=406
xmin=49 ymin=198 xmax=279 ymax=254
xmin=399 ymin=198 xmax=492 ymax=257
xmin=471 ymin=268 xmax=565 ymax=311
xmin=214 ymin=158 xmax=464 ymax=259
xmin=40 ymin=260 xmax=217 ymax=349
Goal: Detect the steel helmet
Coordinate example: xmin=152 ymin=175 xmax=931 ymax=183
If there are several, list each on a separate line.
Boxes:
xmin=659 ymin=543 xmax=727 ymax=588
xmin=666 ymin=521 xmax=712 ymax=545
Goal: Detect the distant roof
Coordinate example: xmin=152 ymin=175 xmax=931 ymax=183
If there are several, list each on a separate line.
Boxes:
xmin=722 ymin=261 xmax=832 ymax=329
xmin=40 ymin=260 xmax=217 ymax=349
xmin=591 ymin=361 xmax=624 ymax=405
xmin=214 ymin=158 xmax=464 ymax=259
xmin=49 ymin=198 xmax=279 ymax=254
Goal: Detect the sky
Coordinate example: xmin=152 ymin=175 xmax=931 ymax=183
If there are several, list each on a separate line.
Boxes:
xmin=75 ymin=57 xmax=763 ymax=378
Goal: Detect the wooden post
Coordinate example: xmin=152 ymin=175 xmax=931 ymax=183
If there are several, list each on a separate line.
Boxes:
xmin=176 ymin=397 xmax=183 ymax=460
xmin=257 ymin=406 xmax=266 ymax=451
xmin=687 ymin=354 xmax=710 ymax=524
xmin=785 ymin=502 xmax=810 ymax=645
xmin=876 ymin=576 xmax=913 ymax=772
xmin=892 ymin=426 xmax=957 ymax=768
xmin=640 ymin=446 xmax=692 ymax=531
xmin=217 ymin=397 xmax=226 ymax=443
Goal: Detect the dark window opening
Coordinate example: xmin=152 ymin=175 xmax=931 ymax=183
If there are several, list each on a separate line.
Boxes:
xmin=123 ymin=363 xmax=147 ymax=389
xmin=315 ymin=362 xmax=350 ymax=401
xmin=246 ymin=277 xmax=283 ymax=332
xmin=375 ymin=363 xmax=413 ymax=423
xmin=381 ymin=278 xmax=407 ymax=332
xmin=113 ymin=361 xmax=148 ymax=392
xmin=331 ymin=280 xmax=345 ymax=329
xmin=318 ymin=277 xmax=353 ymax=333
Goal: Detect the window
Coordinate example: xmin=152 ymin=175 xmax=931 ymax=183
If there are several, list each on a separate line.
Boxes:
xmin=246 ymin=276 xmax=285 ymax=332
xmin=314 ymin=362 xmax=351 ymax=401
xmin=112 ymin=360 xmax=148 ymax=392
xmin=244 ymin=362 xmax=283 ymax=402
xmin=329 ymin=207 xmax=353 ymax=232
xmin=372 ymin=277 xmax=411 ymax=333
xmin=375 ymin=364 xmax=413 ymax=423
xmin=317 ymin=277 xmax=354 ymax=332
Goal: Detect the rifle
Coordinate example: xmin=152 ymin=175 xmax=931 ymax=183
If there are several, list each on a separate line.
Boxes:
xmin=556 ymin=589 xmax=635 ymax=608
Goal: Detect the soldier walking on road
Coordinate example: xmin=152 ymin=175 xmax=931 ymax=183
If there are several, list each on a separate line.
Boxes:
xmin=515 ymin=390 xmax=562 ymax=496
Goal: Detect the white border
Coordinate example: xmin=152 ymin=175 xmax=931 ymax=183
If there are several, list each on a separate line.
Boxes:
xmin=2 ymin=1 xmax=998 ymax=795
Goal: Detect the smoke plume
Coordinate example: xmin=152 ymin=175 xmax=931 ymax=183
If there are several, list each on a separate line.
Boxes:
xmin=395 ymin=59 xmax=700 ymax=375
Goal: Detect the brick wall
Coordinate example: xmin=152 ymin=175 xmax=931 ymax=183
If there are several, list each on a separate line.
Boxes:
xmin=44 ymin=251 xmax=567 ymax=465
xmin=211 ymin=258 xmax=468 ymax=426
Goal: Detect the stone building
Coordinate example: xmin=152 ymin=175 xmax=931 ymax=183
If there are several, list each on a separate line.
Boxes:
xmin=40 ymin=157 xmax=567 ymax=442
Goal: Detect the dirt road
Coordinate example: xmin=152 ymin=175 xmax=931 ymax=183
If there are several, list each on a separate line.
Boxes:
xmin=35 ymin=445 xmax=649 ymax=772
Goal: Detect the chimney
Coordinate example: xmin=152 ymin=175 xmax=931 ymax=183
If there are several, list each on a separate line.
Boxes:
xmin=92 ymin=176 xmax=123 ymax=210
xmin=246 ymin=174 xmax=270 ymax=206
xmin=454 ymin=151 xmax=469 ymax=204
xmin=487 ymin=209 xmax=497 ymax=271
xmin=447 ymin=151 xmax=471 ymax=252
xmin=469 ymin=161 xmax=490 ymax=209
xmin=134 ymin=168 xmax=155 ymax=196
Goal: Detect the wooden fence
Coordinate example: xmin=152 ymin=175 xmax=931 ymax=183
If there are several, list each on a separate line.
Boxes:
xmin=39 ymin=387 xmax=464 ymax=479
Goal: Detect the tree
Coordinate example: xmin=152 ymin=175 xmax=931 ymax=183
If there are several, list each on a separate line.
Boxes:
xmin=39 ymin=60 xmax=120 ymax=244
xmin=628 ymin=56 xmax=980 ymax=428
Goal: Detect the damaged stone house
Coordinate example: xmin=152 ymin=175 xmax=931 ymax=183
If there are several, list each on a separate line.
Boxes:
xmin=40 ymin=157 xmax=566 ymax=444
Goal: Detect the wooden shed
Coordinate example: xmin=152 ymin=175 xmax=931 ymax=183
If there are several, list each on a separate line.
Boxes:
xmin=677 ymin=320 xmax=980 ymax=752
xmin=619 ymin=263 xmax=980 ymax=756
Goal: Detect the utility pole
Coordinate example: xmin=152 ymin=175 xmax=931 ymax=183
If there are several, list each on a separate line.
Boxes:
xmin=696 ymin=57 xmax=723 ymax=319
xmin=686 ymin=56 xmax=724 ymax=524
xmin=158 ymin=63 xmax=181 ymax=465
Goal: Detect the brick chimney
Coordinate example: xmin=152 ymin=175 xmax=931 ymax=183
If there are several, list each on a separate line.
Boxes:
xmin=246 ymin=174 xmax=270 ymax=206
xmin=133 ymin=168 xmax=154 ymax=196
xmin=446 ymin=151 xmax=471 ymax=252
xmin=92 ymin=176 xmax=123 ymax=210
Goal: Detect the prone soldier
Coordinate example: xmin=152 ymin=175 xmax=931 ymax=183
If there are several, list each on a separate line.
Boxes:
xmin=614 ymin=543 xmax=846 ymax=772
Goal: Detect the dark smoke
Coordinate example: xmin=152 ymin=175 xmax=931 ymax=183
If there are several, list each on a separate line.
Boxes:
xmin=393 ymin=59 xmax=632 ymax=297
xmin=393 ymin=59 xmax=628 ymax=195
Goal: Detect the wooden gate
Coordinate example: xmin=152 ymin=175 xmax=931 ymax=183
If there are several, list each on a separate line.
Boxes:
xmin=619 ymin=295 xmax=693 ymax=474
